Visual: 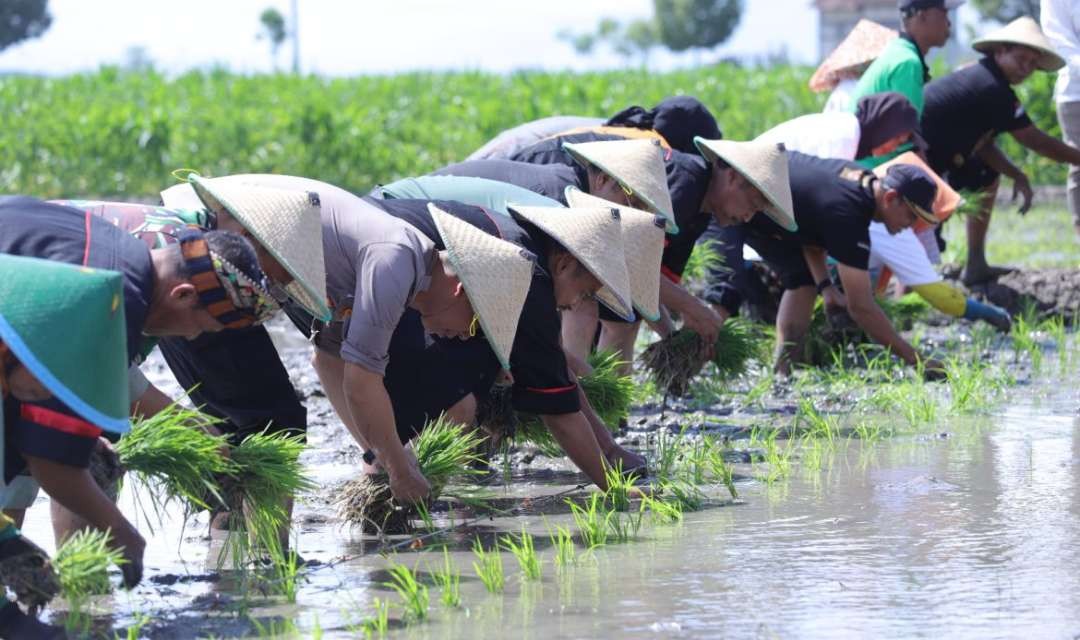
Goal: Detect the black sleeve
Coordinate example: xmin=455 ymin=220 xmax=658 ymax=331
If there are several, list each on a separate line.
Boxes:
xmin=998 ymin=88 xmax=1033 ymax=132
xmin=823 ymin=219 xmax=872 ymax=270
xmin=509 ymin=276 xmax=580 ymax=416
xmin=701 ymin=222 xmax=747 ymax=315
xmin=8 ymin=398 xmax=100 ymax=472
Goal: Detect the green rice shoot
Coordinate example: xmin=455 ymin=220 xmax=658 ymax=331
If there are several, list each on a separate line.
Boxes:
xmin=54 ymin=529 xmax=124 ymax=599
xmin=640 ymin=319 xmax=765 ymax=396
xmin=115 ymin=403 xmax=234 ymax=521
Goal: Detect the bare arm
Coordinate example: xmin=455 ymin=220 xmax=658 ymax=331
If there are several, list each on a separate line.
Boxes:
xmin=540 ymin=411 xmax=610 ymax=490
xmin=25 ymin=455 xmax=144 ymax=587
xmin=1011 ymin=124 xmax=1080 ymax=165
xmin=659 ymin=276 xmax=723 ymax=346
xmin=836 ymin=263 xmax=919 ymax=366
xmin=802 ymin=245 xmax=846 ymax=309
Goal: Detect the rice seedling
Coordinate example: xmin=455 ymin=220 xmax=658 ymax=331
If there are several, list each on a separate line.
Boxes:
xmin=602 ymin=462 xmax=642 ymax=511
xmin=114 ymin=403 xmax=233 ymax=521
xmin=639 ymin=319 xmax=764 ymax=396
xmin=945 ymin=358 xmax=1003 ymax=414
xmin=652 ymin=426 xmax=689 ymax=483
xmin=1011 ymin=313 xmax=1044 ymax=373
xmin=1042 ymin=314 xmax=1070 ymax=371
xmin=657 ymin=478 xmax=706 ymax=512
xmin=383 ymin=561 xmax=428 ymax=623
xmin=568 ymin=494 xmax=611 ymax=549
xmin=117 ymin=612 xmax=151 ymax=640
xmin=336 ymin=415 xmax=485 ymax=534
xmin=472 ymin=539 xmax=505 ymax=594
xmin=607 ymin=501 xmax=646 ymax=543
xmin=501 ymin=527 xmax=542 ymax=581
xmin=357 ymin=598 xmax=390 ymax=638
xmin=680 ymin=239 xmax=724 ymax=287
xmin=852 ymin=420 xmax=887 ymax=442
xmin=54 ymin=529 xmax=124 ymax=599
xmin=429 ymin=549 xmax=461 ymax=608
xmin=758 ymin=431 xmax=793 ymax=485
xmin=879 ymin=293 xmax=932 ymax=330
xmin=54 ymin=529 xmax=124 ymax=635
xmin=548 ymin=524 xmax=577 ymax=568
xmin=795 ymin=399 xmax=840 ymax=446
xmin=643 ymin=494 xmax=684 ymax=524
xmin=514 ymin=350 xmax=635 ymax=452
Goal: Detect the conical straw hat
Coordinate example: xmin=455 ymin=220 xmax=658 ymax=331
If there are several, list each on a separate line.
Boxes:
xmin=809 ymin=19 xmax=897 ymax=92
xmin=694 ymin=137 xmax=797 ymax=232
xmin=562 ymin=139 xmax=678 ymax=234
xmin=0 ymin=255 xmax=130 ymax=434
xmin=175 ymin=175 xmax=332 ymax=321
xmin=428 ymin=204 xmax=536 ymax=370
xmin=972 ymin=16 xmax=1065 ymax=72
xmin=507 ymin=203 xmax=634 ymax=322
xmin=563 ymin=187 xmax=666 ymax=322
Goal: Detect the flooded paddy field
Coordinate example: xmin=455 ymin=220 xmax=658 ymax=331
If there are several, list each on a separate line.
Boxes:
xmin=19 ymin=209 xmax=1080 ymax=639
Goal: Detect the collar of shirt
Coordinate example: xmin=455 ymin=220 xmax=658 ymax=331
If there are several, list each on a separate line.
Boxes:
xmin=979 ymin=55 xmax=1010 ymax=86
xmin=899 ymin=33 xmax=931 ymax=83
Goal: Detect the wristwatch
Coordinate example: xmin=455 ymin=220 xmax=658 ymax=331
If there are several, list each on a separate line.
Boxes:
xmin=362 ymin=450 xmax=376 ymax=465
xmin=816 ymin=279 xmax=833 ymax=294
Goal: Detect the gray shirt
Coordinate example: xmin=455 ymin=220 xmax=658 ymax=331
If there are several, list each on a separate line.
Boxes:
xmin=168 ymin=174 xmax=436 ymax=374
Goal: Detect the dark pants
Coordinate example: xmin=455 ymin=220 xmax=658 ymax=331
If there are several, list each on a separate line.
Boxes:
xmin=282 ymin=304 xmax=498 ymax=444
xmin=158 ymin=326 xmax=307 ymax=445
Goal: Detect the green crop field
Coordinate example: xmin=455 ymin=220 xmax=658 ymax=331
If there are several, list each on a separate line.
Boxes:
xmin=0 ymin=64 xmax=1064 ymax=200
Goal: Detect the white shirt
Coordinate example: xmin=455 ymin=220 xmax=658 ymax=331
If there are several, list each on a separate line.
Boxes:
xmin=755 ymin=111 xmax=862 ymax=161
xmin=823 ymin=78 xmax=859 ymax=114
xmin=1042 ymin=0 xmax=1080 ymax=103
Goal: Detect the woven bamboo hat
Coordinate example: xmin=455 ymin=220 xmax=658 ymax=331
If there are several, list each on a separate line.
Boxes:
xmin=428 ymin=204 xmax=536 ymax=370
xmin=972 ymin=16 xmax=1065 ymax=72
xmin=0 ymin=255 xmax=129 ymax=434
xmin=563 ymin=187 xmax=665 ymax=322
xmin=166 ymin=174 xmax=332 ymax=321
xmin=809 ymin=19 xmax=898 ymax=92
xmin=562 ymin=139 xmax=678 ymax=234
xmin=694 ymin=137 xmax=797 ymax=231
xmin=507 ymin=203 xmax=634 ymax=322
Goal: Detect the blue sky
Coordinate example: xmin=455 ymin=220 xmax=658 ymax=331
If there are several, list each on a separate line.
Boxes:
xmin=0 ymin=0 xmax=987 ymax=76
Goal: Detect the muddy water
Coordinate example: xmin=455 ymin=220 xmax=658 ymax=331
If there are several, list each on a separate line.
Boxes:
xmin=18 ymin=328 xmax=1080 ymax=639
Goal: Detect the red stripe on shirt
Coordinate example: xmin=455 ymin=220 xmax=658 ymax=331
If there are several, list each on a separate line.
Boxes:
xmin=20 ymin=404 xmax=103 ymax=439
xmin=661 ymin=265 xmax=682 ymax=284
xmin=525 ymin=384 xmax=577 ymax=394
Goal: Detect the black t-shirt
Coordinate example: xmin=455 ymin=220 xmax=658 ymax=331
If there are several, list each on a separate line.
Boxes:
xmin=0 ymin=197 xmax=155 ymax=477
xmin=662 ymin=150 xmax=713 ymax=281
xmin=923 ymin=57 xmax=1033 ymax=173
xmin=748 ymin=152 xmax=877 ymax=270
xmin=509 ymin=131 xmax=625 ymax=179
xmin=431 ymin=160 xmax=581 ymax=204
xmin=363 ymin=197 xmax=580 ymax=416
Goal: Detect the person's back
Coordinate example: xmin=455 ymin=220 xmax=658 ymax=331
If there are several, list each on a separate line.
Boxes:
xmin=431 ymin=159 xmax=580 ymax=203
xmin=465 ymin=116 xmax=603 ymax=162
xmin=373 ymin=175 xmax=562 ymax=214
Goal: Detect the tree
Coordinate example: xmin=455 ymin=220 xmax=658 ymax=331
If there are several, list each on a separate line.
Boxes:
xmin=969 ymin=0 xmax=1039 ymax=23
xmin=0 ymin=0 xmax=52 ymax=53
xmin=258 ymin=7 xmax=287 ymax=69
xmin=653 ymin=0 xmax=743 ymax=53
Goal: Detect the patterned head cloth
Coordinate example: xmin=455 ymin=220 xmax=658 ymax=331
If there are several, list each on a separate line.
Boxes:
xmin=178 ymin=229 xmax=278 ymax=328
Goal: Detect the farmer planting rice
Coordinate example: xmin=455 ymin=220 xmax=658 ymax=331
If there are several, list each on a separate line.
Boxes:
xmin=436 ymin=138 xmax=768 ymax=374
xmin=466 ymin=95 xmax=721 ymax=162
xmin=920 ymin=17 xmax=1080 ymax=285
xmin=0 ymin=255 xmax=135 ymax=600
xmin=698 ymin=139 xmax=946 ymax=377
xmin=0 ymin=198 xmax=273 ymax=541
xmin=735 ymin=92 xmax=1013 ymax=332
xmin=371 ymin=175 xmax=564 ymax=213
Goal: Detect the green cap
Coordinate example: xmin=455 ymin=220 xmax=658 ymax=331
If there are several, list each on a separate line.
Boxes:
xmin=0 ymin=255 xmax=130 ymax=434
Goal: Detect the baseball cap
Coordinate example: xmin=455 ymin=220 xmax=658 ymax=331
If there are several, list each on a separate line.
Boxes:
xmin=882 ymin=164 xmax=939 ymax=224
xmin=898 ymin=0 xmax=964 ymax=11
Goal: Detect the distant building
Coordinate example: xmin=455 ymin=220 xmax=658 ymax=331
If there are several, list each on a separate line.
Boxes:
xmin=816 ymin=0 xmax=900 ymax=59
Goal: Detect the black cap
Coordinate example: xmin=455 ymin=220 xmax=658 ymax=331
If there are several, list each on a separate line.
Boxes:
xmin=882 ymin=164 xmax=939 ymax=224
xmin=898 ymin=0 xmax=963 ymax=11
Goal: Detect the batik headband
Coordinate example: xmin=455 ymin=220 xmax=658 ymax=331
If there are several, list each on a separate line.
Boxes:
xmin=178 ymin=229 xmax=278 ymax=328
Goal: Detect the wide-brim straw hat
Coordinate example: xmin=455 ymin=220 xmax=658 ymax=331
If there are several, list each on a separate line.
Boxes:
xmin=694 ymin=137 xmax=797 ymax=232
xmin=563 ymin=187 xmax=666 ymax=322
xmin=873 ymin=151 xmax=962 ymax=226
xmin=809 ymin=19 xmax=898 ymax=93
xmin=972 ymin=16 xmax=1065 ymax=72
xmin=0 ymin=255 xmax=130 ymax=434
xmin=562 ymin=139 xmax=679 ymax=234
xmin=164 ymin=175 xmax=332 ymax=321
xmin=428 ymin=204 xmax=536 ymax=370
xmin=507 ymin=202 xmax=634 ymax=321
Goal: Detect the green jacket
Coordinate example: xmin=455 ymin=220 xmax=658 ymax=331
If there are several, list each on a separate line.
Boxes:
xmin=850 ymin=35 xmax=929 ymax=167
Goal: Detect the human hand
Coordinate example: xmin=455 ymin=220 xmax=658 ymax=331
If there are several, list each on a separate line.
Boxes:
xmin=1012 ymin=173 xmax=1033 ymax=215
xmin=388 ymin=465 xmax=431 ymax=505
xmin=681 ymin=300 xmax=723 ymax=358
xmin=110 ymin=524 xmax=146 ymax=589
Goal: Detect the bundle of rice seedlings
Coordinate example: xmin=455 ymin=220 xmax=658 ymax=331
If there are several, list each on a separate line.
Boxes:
xmin=335 ymin=415 xmax=486 ymax=535
xmin=225 ymin=431 xmax=314 ymax=532
xmin=880 ymin=292 xmax=931 ymax=330
xmin=54 ymin=529 xmax=124 ymax=599
xmin=640 ymin=319 xmax=764 ymax=396
xmin=114 ymin=404 xmax=234 ymax=519
xmin=514 ymin=350 xmax=635 ymax=453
